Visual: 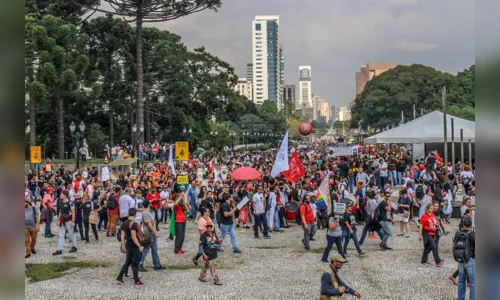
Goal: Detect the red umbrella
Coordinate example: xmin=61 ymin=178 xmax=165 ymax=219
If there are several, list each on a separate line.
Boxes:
xmin=231 ymin=167 xmax=261 ymax=181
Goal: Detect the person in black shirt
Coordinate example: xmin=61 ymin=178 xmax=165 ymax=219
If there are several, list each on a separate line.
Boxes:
xmin=81 ymin=194 xmax=99 ymax=243
xmin=217 ymin=197 xmax=242 ymax=253
xmin=200 ymin=191 xmax=216 ymax=222
xmin=116 ymin=208 xmax=144 ymax=286
xmin=454 ymin=217 xmax=475 ymax=300
xmin=199 ymin=220 xmax=222 ymax=285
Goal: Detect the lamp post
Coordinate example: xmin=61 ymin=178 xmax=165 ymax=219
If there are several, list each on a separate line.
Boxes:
xmin=242 ymin=132 xmax=249 ymax=148
xmin=229 ymin=132 xmax=236 ymax=154
xmin=210 ymin=131 xmax=218 ymax=151
xmin=26 ymin=125 xmax=34 ymax=171
xmin=69 ymin=121 xmax=85 ymax=170
xmin=254 ymin=132 xmax=260 ymax=149
xmin=183 ymin=127 xmax=193 ymax=152
xmin=132 ymin=124 xmax=144 ymax=160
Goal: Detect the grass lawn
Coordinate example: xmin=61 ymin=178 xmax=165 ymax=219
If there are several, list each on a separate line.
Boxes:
xmin=25 ymin=261 xmax=111 ymax=283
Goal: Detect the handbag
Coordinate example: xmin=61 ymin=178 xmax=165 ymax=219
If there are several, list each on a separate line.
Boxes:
xmin=89 ymin=202 xmax=99 ymax=225
xmin=403 ymin=210 xmax=409 ymax=218
xmin=140 ymin=222 xmax=152 ymax=246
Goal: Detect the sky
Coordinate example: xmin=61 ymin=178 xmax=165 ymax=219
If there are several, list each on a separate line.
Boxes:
xmin=103 ymin=0 xmax=475 ymax=106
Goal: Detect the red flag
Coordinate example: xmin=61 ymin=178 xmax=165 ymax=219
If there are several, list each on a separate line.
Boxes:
xmin=284 ymin=152 xmax=305 ymax=183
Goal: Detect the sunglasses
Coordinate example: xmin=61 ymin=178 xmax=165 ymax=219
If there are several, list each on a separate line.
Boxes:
xmin=206 ymin=225 xmax=213 ymax=228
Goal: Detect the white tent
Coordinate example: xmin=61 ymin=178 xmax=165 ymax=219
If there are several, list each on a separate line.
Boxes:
xmin=364 ymin=111 xmax=475 ymax=144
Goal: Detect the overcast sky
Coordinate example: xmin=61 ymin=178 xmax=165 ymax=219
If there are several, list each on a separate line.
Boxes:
xmin=146 ymin=0 xmax=474 ymax=106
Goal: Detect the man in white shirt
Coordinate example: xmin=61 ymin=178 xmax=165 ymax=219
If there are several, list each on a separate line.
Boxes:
xmin=111 ymin=146 xmax=116 ymax=161
xmin=118 ymin=188 xmax=135 ymax=222
xmin=356 ymin=169 xmax=370 ymax=192
xmin=252 ymin=186 xmax=270 ymax=239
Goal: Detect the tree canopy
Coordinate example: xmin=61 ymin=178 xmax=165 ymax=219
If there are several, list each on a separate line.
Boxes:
xmin=350 ymin=64 xmax=475 ymax=131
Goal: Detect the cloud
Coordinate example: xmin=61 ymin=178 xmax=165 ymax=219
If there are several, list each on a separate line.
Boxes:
xmin=379 ymin=0 xmax=419 ymax=5
xmin=393 ymin=40 xmax=439 ymax=52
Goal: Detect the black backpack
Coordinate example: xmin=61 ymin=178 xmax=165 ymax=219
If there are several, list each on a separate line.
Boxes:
xmin=453 ymin=231 xmax=471 ymax=263
xmin=415 ymin=185 xmax=424 ymax=200
xmin=107 ymin=194 xmax=117 ymax=210
xmin=375 ymin=202 xmax=384 ymax=222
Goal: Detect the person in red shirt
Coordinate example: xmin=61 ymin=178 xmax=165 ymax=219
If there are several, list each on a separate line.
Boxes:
xmin=418 ymin=203 xmax=443 ymax=266
xmin=146 ymin=188 xmax=161 ymax=231
xmin=173 ymin=192 xmax=188 ymax=254
xmin=299 ymin=194 xmax=317 ymax=250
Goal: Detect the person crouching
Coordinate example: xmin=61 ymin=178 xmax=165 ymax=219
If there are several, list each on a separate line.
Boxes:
xmin=198 ymin=220 xmax=222 ymax=285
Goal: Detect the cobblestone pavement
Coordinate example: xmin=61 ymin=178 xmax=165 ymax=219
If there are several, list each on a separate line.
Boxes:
xmin=25 ymin=218 xmax=460 ymax=300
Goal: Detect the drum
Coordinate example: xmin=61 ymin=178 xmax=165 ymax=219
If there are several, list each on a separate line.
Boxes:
xmin=285 ymin=202 xmax=299 ymax=221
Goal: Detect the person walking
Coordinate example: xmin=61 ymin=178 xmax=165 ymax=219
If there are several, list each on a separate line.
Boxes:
xmin=454 ymin=217 xmax=475 ymax=300
xmin=299 ymin=194 xmax=317 ymax=250
xmin=106 ymin=186 xmax=121 ymax=237
xmin=321 ymin=210 xmax=344 ymax=264
xmin=24 ymin=198 xmax=40 ymax=258
xmin=377 ymin=191 xmax=393 ymax=250
xmin=81 ymin=194 xmax=99 ymax=243
xmin=193 ymin=208 xmax=211 ymax=266
xmin=218 ymin=197 xmax=242 ymax=254
xmin=139 ymin=200 xmax=166 ymax=271
xmin=252 ymin=186 xmax=270 ymax=239
xmin=116 ymin=208 xmax=145 ymax=286
xmin=340 ymin=203 xmax=366 ymax=257
xmin=418 ymin=203 xmax=443 ymax=267
xmin=53 ymin=190 xmax=78 ymax=255
xmin=173 ymin=192 xmax=188 ymax=254
xmin=396 ymin=189 xmax=412 ymax=238
xmin=42 ymin=186 xmax=55 ymax=238
xmin=198 ymin=220 xmax=223 ymax=286
xmin=320 ymin=253 xmax=361 ymax=299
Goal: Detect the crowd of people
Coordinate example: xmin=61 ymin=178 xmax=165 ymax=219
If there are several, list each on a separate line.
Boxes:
xmin=24 ymin=143 xmax=475 ymax=299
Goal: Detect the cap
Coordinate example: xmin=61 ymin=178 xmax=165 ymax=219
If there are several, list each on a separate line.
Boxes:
xmin=462 ymin=217 xmax=473 ymax=228
xmin=329 ymin=253 xmax=347 ymax=263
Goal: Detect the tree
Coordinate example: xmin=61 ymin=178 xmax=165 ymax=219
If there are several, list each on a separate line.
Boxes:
xmin=350 ymin=64 xmax=474 ymax=130
xmin=86 ymin=123 xmax=108 ymax=157
xmin=76 ymin=0 xmax=222 ymax=144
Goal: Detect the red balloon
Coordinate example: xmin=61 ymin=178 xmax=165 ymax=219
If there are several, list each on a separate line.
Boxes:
xmin=298 ymin=122 xmax=313 ymax=136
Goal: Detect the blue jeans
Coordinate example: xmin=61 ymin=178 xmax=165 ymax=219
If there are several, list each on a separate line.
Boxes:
xmin=211 ymin=217 xmax=218 ymax=230
xmin=140 ymin=234 xmax=160 ymax=268
xmin=274 ymin=210 xmax=280 ymax=229
xmin=57 ymin=221 xmax=77 ymax=251
xmin=254 ymin=213 xmax=269 ymax=237
xmin=343 ymin=227 xmax=362 ymax=254
xmin=380 ymin=176 xmax=388 ymax=189
xmin=321 ymin=234 xmax=344 ymax=262
xmin=397 ymin=172 xmax=405 ymax=185
xmin=458 ymin=258 xmax=475 ymax=300
xmin=380 ymin=221 xmax=392 ymax=247
xmin=44 ymin=209 xmax=53 ymax=236
xmin=389 ymin=171 xmax=397 ymax=186
xmin=218 ymin=224 xmax=237 ymax=251
xmin=189 ymin=202 xmax=198 ymax=220
xmin=347 ymin=177 xmax=354 ymax=192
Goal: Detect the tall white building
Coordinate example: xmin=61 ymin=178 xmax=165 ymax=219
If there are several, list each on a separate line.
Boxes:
xmin=299 ymin=66 xmax=312 ymax=107
xmin=338 ymin=104 xmax=351 ymax=121
xmin=252 ymin=15 xmax=282 ymax=109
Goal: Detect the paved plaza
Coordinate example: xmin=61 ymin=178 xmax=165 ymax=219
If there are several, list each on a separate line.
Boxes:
xmin=25 ymin=217 xmax=460 ymax=300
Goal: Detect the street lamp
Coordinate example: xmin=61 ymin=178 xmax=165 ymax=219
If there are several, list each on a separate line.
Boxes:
xmin=69 ymin=121 xmax=85 ymax=169
xmin=229 ymin=132 xmax=236 ymax=154
xmin=132 ymin=124 xmax=145 ymax=160
xmin=210 ymin=131 xmax=218 ymax=150
xmin=183 ymin=127 xmax=193 ymax=140
xmin=242 ymin=132 xmax=249 ymax=148
xmin=254 ymin=132 xmax=260 ymax=148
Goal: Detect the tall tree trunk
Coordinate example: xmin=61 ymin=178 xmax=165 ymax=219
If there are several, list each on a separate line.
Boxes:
xmin=29 ymin=97 xmax=36 ymax=146
xmin=109 ymin=111 xmax=114 ymax=146
xmin=145 ymin=108 xmax=150 ymax=142
xmin=135 ymin=13 xmax=144 ymax=144
xmin=57 ymin=97 xmax=64 ymax=159
xmin=130 ymin=110 xmax=134 ymax=145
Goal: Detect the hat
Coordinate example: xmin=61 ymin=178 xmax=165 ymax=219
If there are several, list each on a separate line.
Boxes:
xmin=206 ymin=220 xmax=214 ymax=227
xmin=329 ymin=253 xmax=347 ymax=263
xmin=75 ymin=192 xmax=83 ymax=199
xmin=462 ymin=217 xmax=473 ymax=228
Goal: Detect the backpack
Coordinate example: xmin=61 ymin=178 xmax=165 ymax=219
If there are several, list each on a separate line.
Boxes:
xmin=453 ymin=231 xmax=471 ymax=263
xmin=375 ymin=202 xmax=384 ymax=222
xmin=415 ymin=185 xmax=424 ymax=200
xmin=107 ymin=194 xmax=117 ymax=210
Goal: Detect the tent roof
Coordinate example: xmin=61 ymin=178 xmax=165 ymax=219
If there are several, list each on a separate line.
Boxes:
xmin=364 ymin=111 xmax=475 ymax=144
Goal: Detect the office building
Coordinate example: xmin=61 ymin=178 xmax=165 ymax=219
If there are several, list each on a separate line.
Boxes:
xmin=246 ymin=63 xmax=254 ymax=100
xmin=282 ymin=84 xmax=296 ymax=106
xmin=330 ymin=105 xmax=338 ymax=122
xmin=299 ymin=66 xmax=312 ymax=107
xmin=252 ymin=15 xmax=282 ymax=109
xmin=356 ymin=62 xmax=398 ymax=94
xmin=312 ymin=94 xmax=329 ymax=122
xmin=338 ymin=104 xmax=351 ymax=121
xmin=233 ymin=77 xmax=253 ymax=101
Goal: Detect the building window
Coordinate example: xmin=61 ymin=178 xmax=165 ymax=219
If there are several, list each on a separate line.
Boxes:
xmin=255 ymin=23 xmax=261 ymax=31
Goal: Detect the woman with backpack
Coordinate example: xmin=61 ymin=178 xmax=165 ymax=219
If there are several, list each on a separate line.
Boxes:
xmin=320 ymin=209 xmax=345 ymax=264
xmin=116 ymin=208 xmax=144 ymax=286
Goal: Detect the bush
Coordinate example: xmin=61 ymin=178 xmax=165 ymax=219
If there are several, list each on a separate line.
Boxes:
xmin=258 ymin=144 xmax=271 ymax=151
xmin=235 ymin=147 xmax=248 ymax=153
xmin=202 ymin=150 xmax=216 ymax=158
xmin=192 ymin=149 xmax=204 ymax=158
xmin=247 ymin=146 xmax=256 ymax=151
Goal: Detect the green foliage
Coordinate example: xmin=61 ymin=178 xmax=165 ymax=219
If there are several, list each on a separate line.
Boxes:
xmin=86 ymin=123 xmax=108 ymax=158
xmin=350 ymin=64 xmax=475 ymax=130
xmin=25 ymin=261 xmax=111 ymax=283
xmin=310 ymin=120 xmax=329 ymax=137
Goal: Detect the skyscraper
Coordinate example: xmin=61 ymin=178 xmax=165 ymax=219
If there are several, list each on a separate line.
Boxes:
xmin=299 ymin=66 xmax=312 ymax=107
xmin=356 ymin=62 xmax=398 ymax=94
xmin=252 ymin=15 xmax=281 ymax=109
xmin=282 ymin=84 xmax=296 ymax=105
xmin=246 ymin=63 xmax=253 ymax=100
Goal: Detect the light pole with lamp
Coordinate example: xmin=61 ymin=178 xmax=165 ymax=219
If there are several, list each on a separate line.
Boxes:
xmin=254 ymin=132 xmax=260 ymax=149
xmin=69 ymin=121 xmax=85 ymax=170
xmin=132 ymin=124 xmax=144 ymax=160
xmin=242 ymin=132 xmax=249 ymax=148
xmin=229 ymin=132 xmax=236 ymax=154
xmin=26 ymin=125 xmax=35 ymax=172
xmin=183 ymin=127 xmax=193 ymax=154
xmin=210 ymin=131 xmax=218 ymax=151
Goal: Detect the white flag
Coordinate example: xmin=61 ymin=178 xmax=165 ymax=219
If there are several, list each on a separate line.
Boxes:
xmin=168 ymin=144 xmax=176 ymax=177
xmin=271 ymin=131 xmax=289 ymax=177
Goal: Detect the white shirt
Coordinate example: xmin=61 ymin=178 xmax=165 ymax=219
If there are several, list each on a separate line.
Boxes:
xmin=119 ymin=194 xmax=135 ymax=218
xmin=380 ymin=163 xmax=388 ymax=177
xmin=160 ymin=190 xmax=169 ymax=206
xmin=135 ymin=197 xmax=144 ymax=222
xmin=252 ymin=192 xmax=265 ymax=214
xmin=269 ymin=192 xmax=277 ymax=209
xmin=111 ymin=147 xmax=116 ymax=155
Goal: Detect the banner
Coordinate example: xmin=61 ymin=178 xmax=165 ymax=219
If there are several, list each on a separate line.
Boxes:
xmin=314 ymin=190 xmax=328 ymax=210
xmin=168 ymin=144 xmax=176 ymax=177
xmin=175 ymin=141 xmax=189 ymax=161
xmin=271 ymin=131 xmax=289 ymax=177
xmin=30 ymin=146 xmax=41 ymax=163
xmin=284 ymin=152 xmax=305 ymax=183
xmin=326 ymin=146 xmax=357 ymax=157
xmin=318 ymin=174 xmax=331 ymax=206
